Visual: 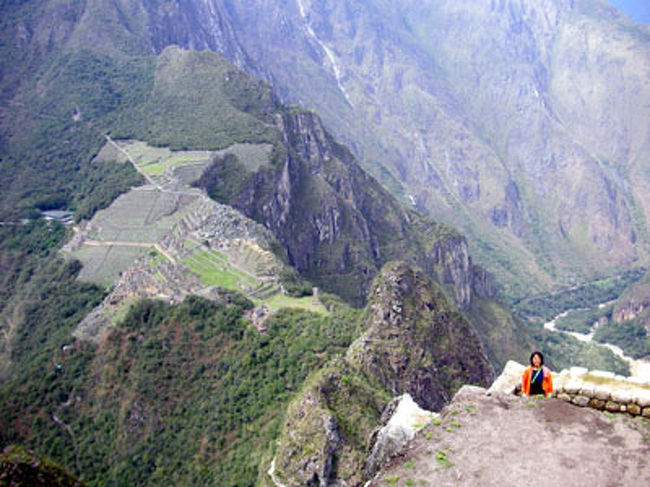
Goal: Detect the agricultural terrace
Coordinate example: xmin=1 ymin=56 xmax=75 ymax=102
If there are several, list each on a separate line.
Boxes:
xmin=181 ymin=238 xmax=327 ymax=314
xmin=73 ymin=245 xmax=147 ymax=286
xmin=116 ymin=140 xmax=272 ymax=185
xmin=70 ymin=138 xmax=323 ymax=314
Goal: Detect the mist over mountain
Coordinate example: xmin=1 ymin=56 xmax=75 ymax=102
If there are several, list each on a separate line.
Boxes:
xmin=0 ymin=1 xmax=648 ymax=485
xmin=3 ymin=0 xmax=650 ymax=298
xmin=53 ymin=0 xmax=648 ymax=299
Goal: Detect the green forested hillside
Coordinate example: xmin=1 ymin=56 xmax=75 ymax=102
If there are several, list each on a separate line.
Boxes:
xmin=0 ymin=283 xmax=363 ymax=485
xmin=1 ymin=2 xmax=645 ymax=486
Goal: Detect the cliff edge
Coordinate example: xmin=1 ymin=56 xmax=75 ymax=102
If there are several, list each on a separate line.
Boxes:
xmin=372 ymin=375 xmax=650 ymax=486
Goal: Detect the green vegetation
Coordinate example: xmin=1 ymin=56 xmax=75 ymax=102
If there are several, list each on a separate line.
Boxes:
xmin=0 ymin=284 xmax=363 ymax=486
xmin=593 ymin=321 xmax=650 ymax=359
xmin=1 ymin=43 xmax=280 ymax=223
xmin=435 ymin=451 xmax=453 ymax=468
xmin=0 ymin=445 xmax=84 ymax=487
xmin=0 ymin=50 xmax=147 ymax=222
xmin=197 ymin=153 xmax=256 ymax=204
xmin=183 ymin=247 xmax=257 ymax=290
xmin=118 ymin=47 xmax=278 ymax=151
xmin=528 ymin=324 xmax=629 ymax=375
xmin=555 ymin=305 xmax=612 ymax=334
xmin=513 ymin=269 xmax=646 ymax=322
xmin=0 ymin=221 xmax=104 ymax=379
xmin=386 ymin=474 xmax=400 ymax=486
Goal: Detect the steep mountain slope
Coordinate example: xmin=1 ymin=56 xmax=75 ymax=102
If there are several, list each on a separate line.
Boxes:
xmin=49 ymin=0 xmax=646 ymax=299
xmin=0 ymin=445 xmax=83 ymax=487
xmin=269 ymin=262 xmax=493 ymax=486
xmin=4 ymin=0 xmax=649 ymax=298
xmin=0 ymin=19 xmax=535 ymax=487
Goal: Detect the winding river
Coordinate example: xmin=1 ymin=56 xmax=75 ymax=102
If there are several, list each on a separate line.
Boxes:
xmin=543 ymin=311 xmax=650 ymax=382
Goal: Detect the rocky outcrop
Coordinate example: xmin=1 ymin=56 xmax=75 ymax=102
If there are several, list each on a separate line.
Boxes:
xmin=0 ymin=445 xmax=83 ymax=487
xmin=271 ymin=360 xmax=387 ymax=487
xmin=425 ymin=235 xmax=473 ymax=309
xmin=363 ymin=394 xmax=438 ymax=480
xmin=202 ymin=105 xmax=490 ymax=307
xmin=271 ymin=262 xmax=493 ymax=486
xmin=5 ymin=0 xmax=650 ymax=299
xmin=347 ymin=262 xmax=494 ymax=411
xmin=371 ymin=384 xmax=650 ymax=486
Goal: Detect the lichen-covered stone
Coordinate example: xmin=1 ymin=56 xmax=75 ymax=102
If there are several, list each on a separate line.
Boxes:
xmin=557 ymin=393 xmax=572 ymax=402
xmin=627 ymin=404 xmax=641 ymax=416
xmin=636 ymin=390 xmax=650 ymax=408
xmin=605 ymin=401 xmax=621 ymax=412
xmin=588 ymin=398 xmax=606 ymax=410
xmin=593 ymin=386 xmax=611 ymax=401
xmin=571 ymin=395 xmax=590 ymax=407
xmin=564 ymin=381 xmax=582 ymax=395
xmin=579 ymin=385 xmax=595 ymax=397
xmin=611 ymin=390 xmax=633 ymax=404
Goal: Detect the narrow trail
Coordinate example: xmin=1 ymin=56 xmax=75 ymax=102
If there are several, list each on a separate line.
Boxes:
xmin=104 ymin=134 xmax=160 ymax=189
xmin=52 ymin=413 xmax=81 ymax=476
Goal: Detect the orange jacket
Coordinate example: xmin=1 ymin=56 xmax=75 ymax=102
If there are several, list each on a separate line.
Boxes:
xmin=522 ymin=366 xmax=553 ymax=397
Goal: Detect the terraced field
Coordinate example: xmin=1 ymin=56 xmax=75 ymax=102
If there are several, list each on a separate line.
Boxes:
xmin=69 ymin=139 xmax=326 ymax=317
xmin=85 ymin=189 xmax=201 ymax=243
xmin=74 ymin=245 xmax=147 ymax=286
xmin=181 ymin=238 xmax=327 ymax=313
xmin=117 ymin=140 xmax=272 ymax=185
xmin=183 ymin=247 xmax=257 ymax=291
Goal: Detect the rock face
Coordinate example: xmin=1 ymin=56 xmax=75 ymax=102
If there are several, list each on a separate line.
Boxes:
xmin=347 ymin=262 xmax=494 ymax=411
xmin=8 ymin=0 xmax=649 ymax=297
xmin=199 ymin=101 xmax=491 ymax=307
xmin=272 ymin=360 xmax=388 ymax=487
xmin=0 ymin=445 xmax=83 ymax=487
xmin=372 ymin=385 xmax=650 ymax=486
xmin=271 ymin=262 xmax=493 ymax=486
xmin=363 ymin=394 xmax=438 ymax=480
xmin=612 ymin=269 xmax=650 ymax=334
xmin=29 ymin=0 xmax=644 ymax=298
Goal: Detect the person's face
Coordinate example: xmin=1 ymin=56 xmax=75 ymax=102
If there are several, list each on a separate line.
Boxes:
xmin=532 ymin=354 xmax=541 ymax=367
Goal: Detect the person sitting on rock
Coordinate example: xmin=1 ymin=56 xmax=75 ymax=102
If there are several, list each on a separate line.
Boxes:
xmin=521 ymin=351 xmax=553 ymax=398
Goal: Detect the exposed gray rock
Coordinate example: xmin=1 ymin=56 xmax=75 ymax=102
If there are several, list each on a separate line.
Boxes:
xmin=372 ymin=385 xmax=650 ymax=486
xmin=364 ymin=394 xmax=437 ymax=479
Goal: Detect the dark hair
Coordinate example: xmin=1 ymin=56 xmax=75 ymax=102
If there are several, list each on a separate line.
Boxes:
xmin=530 ymin=351 xmax=544 ymax=366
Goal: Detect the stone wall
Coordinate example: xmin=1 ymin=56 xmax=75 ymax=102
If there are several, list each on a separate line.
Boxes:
xmin=553 ymin=367 xmax=650 ymax=418
xmin=489 ymin=361 xmax=650 ymax=418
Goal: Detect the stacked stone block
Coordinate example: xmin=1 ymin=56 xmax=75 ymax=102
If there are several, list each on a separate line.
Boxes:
xmin=553 ymin=367 xmax=650 ymax=418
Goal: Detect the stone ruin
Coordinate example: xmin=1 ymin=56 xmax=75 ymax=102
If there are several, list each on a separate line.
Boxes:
xmin=489 ymin=360 xmax=650 ymax=418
